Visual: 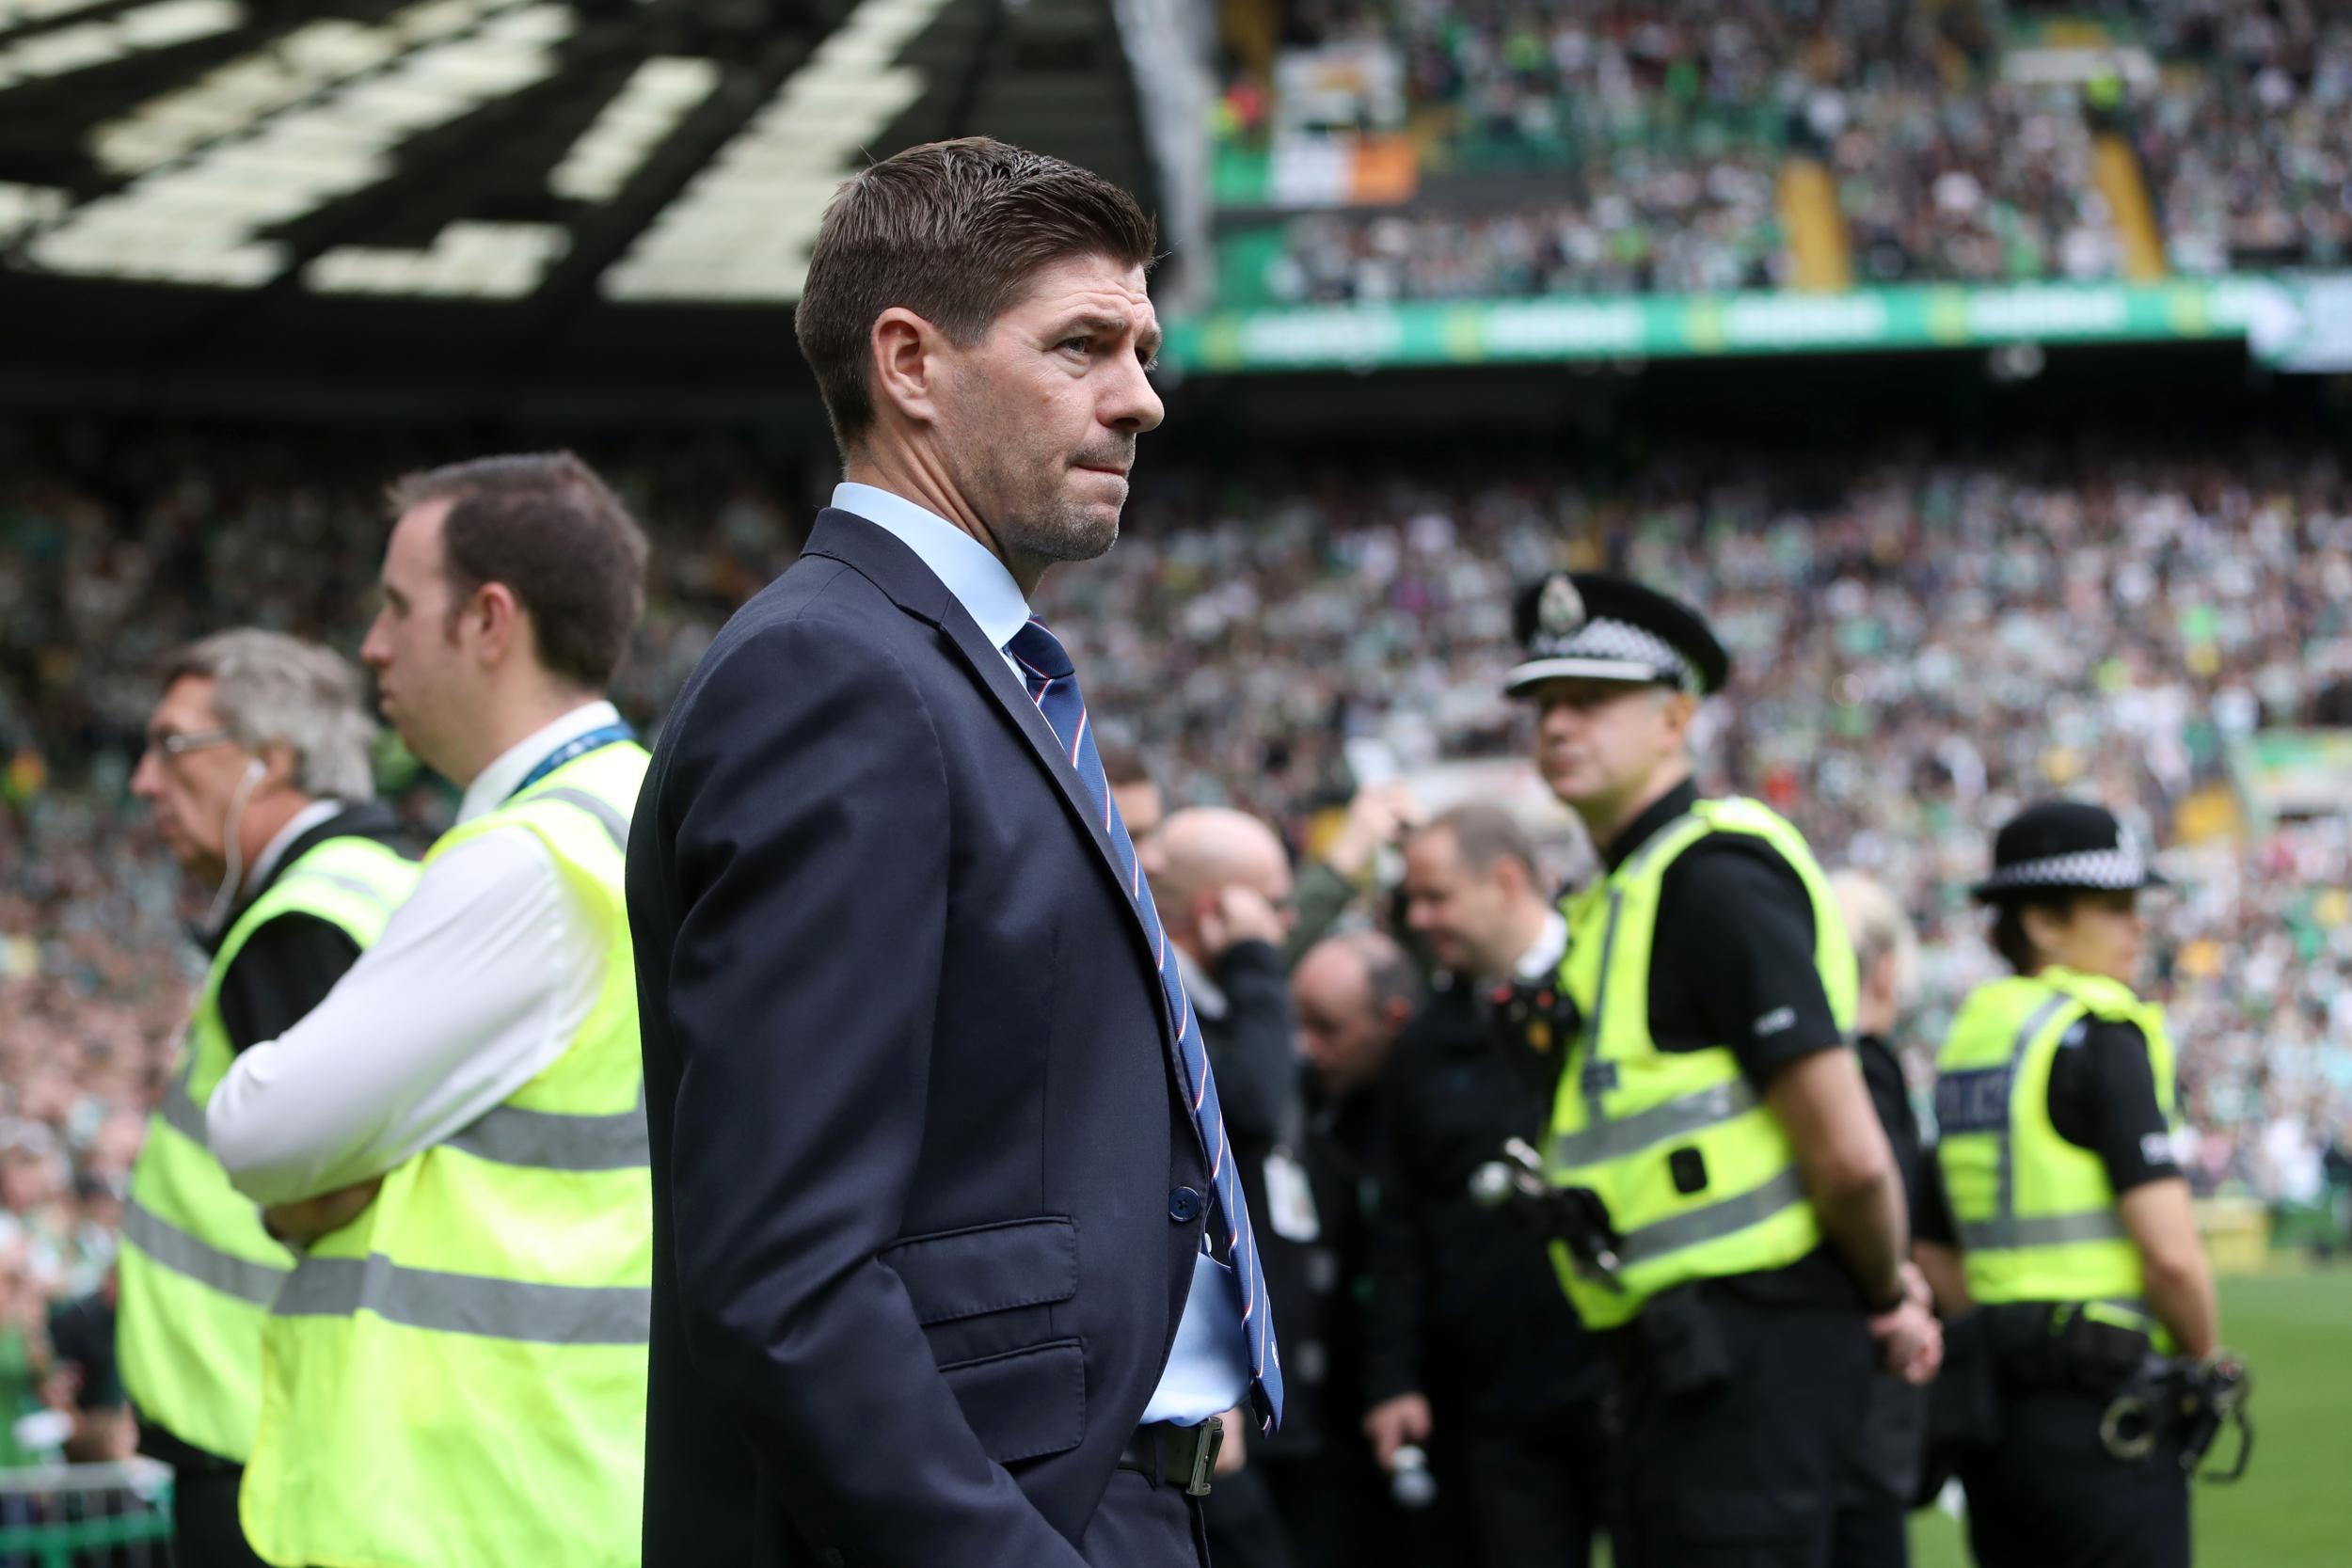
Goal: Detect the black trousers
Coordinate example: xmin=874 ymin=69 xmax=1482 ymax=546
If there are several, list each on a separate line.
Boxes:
xmin=1257 ymin=1448 xmax=1397 ymax=1568
xmin=169 ymin=1466 xmax=272 ymax=1568
xmin=1461 ymin=1403 xmax=1609 ymax=1568
xmin=1828 ymin=1370 xmax=1928 ymax=1568
xmin=1089 ymin=1465 xmax=1214 ymax=1568
xmin=1606 ymin=1291 xmax=1876 ymax=1568
xmin=1956 ymin=1386 xmax=2190 ymax=1568
xmin=1200 ymin=1461 xmax=1296 ymax=1568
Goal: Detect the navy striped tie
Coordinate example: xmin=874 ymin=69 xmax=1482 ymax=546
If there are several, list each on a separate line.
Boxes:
xmin=1006 ymin=618 xmax=1283 ymax=1427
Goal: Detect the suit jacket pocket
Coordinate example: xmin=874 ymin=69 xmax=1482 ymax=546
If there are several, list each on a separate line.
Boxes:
xmin=938 ymin=1338 xmax=1087 ymax=1465
xmin=881 ymin=1215 xmax=1078 ymax=1325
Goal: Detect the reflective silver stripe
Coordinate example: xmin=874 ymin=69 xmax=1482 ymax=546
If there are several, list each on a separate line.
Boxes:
xmin=1988 ymin=993 xmax=2078 ymax=1243
xmin=275 ymin=1252 xmax=649 ymax=1345
xmin=1552 ymin=1078 xmax=1761 ymax=1167
xmin=121 ymin=1198 xmax=289 ymax=1306
xmin=1616 ymin=1167 xmax=1809 ymax=1266
xmin=1579 ymin=886 xmax=1628 ymax=1126
xmin=526 ymin=785 xmax=629 ymax=853
xmin=158 ymin=1063 xmax=209 ymax=1148
xmin=1959 ymin=1210 xmax=2129 ymax=1250
xmin=276 ymin=866 xmax=397 ymax=907
xmin=442 ymin=1090 xmax=649 ymax=1172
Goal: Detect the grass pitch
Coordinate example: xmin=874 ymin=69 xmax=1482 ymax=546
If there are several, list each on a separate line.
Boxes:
xmin=1909 ymin=1268 xmax=2350 ymax=1568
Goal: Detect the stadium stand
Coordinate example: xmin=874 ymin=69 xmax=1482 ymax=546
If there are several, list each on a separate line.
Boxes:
xmin=1214 ymin=0 xmax=2352 ymax=304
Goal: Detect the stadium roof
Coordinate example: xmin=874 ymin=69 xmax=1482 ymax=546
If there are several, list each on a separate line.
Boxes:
xmin=0 ymin=0 xmax=1174 ymax=418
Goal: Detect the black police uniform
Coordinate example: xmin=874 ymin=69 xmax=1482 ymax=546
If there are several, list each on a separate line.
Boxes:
xmin=1264 ymin=1069 xmax=1411 ymax=1568
xmin=1923 ymin=802 xmax=2193 ymax=1568
xmin=1832 ymin=1031 xmax=1931 ymax=1568
xmin=1193 ymin=939 xmax=1314 ymax=1568
xmin=1365 ymin=971 xmax=1609 ymax=1568
xmin=1505 ymin=575 xmax=1884 ymax=1568
xmin=139 ymin=800 xmax=411 ymax=1568
xmin=1586 ymin=781 xmax=1880 ymax=1568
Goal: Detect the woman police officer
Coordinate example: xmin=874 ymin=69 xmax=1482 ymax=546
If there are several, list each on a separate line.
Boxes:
xmin=1918 ymin=800 xmax=2221 ymax=1568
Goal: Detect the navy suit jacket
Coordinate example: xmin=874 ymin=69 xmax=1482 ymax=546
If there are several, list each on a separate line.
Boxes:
xmin=629 ymin=510 xmax=1215 ymax=1567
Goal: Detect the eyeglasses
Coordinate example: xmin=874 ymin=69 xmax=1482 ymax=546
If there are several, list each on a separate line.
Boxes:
xmin=144 ymin=727 xmax=235 ymax=759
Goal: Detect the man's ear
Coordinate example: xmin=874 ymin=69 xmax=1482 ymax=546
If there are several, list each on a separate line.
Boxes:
xmin=260 ymin=741 xmax=300 ymax=791
xmin=468 ymin=580 xmax=525 ymax=669
xmin=1662 ymin=688 xmax=1699 ymax=740
xmin=870 ymin=307 xmax=947 ymax=430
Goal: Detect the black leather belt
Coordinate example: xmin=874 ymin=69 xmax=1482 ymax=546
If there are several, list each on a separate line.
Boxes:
xmin=1119 ymin=1416 xmax=1225 ymax=1497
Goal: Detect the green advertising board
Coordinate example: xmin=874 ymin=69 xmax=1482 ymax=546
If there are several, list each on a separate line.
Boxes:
xmin=1160 ymin=275 xmax=2352 ymax=374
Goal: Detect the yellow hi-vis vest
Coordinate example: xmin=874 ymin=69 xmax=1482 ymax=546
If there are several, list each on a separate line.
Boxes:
xmin=1545 ymin=797 xmax=1858 ymax=1330
xmin=240 ymin=742 xmax=652 ymax=1568
xmin=118 ymin=832 xmax=418 ymax=1464
xmin=1932 ymin=966 xmax=2176 ymax=1346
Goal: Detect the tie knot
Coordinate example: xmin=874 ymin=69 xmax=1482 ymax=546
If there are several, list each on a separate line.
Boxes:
xmin=1006 ymin=618 xmax=1076 ymax=683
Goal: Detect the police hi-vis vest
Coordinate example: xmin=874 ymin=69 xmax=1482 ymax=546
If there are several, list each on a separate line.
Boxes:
xmin=1932 ymin=966 xmax=2176 ymax=1341
xmin=240 ymin=742 xmax=651 ymax=1568
xmin=1546 ymin=797 xmax=1857 ymax=1330
xmin=118 ymin=833 xmax=418 ymax=1464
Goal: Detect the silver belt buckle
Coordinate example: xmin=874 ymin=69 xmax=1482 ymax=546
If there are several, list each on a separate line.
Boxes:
xmin=1184 ymin=1415 xmax=1225 ymax=1497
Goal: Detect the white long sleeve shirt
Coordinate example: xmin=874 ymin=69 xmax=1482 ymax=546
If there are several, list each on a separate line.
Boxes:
xmin=206 ymin=702 xmax=624 ymax=1206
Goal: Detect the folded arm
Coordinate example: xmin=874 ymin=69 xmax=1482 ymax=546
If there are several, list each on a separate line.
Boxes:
xmin=207 ymin=832 xmax=581 ymax=1206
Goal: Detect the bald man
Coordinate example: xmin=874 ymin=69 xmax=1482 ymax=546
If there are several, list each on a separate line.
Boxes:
xmin=1152 ymin=809 xmax=1311 ymax=1568
xmin=1294 ymin=933 xmax=1418 ymax=1104
xmin=1289 ymin=935 xmax=1425 ymax=1565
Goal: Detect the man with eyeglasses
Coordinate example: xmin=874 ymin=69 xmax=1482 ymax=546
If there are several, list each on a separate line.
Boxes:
xmin=119 ymin=629 xmax=416 ymax=1568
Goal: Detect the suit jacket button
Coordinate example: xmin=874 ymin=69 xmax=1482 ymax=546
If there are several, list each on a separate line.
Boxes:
xmin=1168 ymin=1187 xmax=1203 ymax=1223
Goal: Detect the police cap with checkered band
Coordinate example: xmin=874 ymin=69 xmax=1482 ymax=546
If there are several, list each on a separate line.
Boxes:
xmin=1503 ymin=572 xmax=1733 ymax=700
xmin=1971 ymin=800 xmax=2169 ymax=902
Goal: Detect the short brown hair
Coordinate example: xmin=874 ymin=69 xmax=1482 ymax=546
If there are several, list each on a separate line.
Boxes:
xmin=795 ymin=137 xmax=1159 ymax=451
xmin=389 ymin=451 xmax=648 ymax=691
xmin=1420 ymin=802 xmax=1538 ymax=881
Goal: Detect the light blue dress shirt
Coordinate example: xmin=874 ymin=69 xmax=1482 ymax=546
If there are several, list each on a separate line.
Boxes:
xmin=833 ymin=483 xmax=1253 ymax=1427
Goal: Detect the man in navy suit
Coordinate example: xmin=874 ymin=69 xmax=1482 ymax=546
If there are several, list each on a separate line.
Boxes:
xmin=628 ymin=137 xmax=1281 ymax=1568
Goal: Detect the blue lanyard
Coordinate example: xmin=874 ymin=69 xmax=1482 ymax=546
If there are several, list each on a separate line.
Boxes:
xmin=507 ymin=722 xmax=636 ymax=802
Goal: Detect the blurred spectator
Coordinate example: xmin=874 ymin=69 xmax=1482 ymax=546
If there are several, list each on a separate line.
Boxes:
xmin=1287 ymin=931 xmax=1426 ymax=1566
xmin=1829 ymin=871 xmax=1931 ymax=1568
xmin=1152 ymin=807 xmax=1313 ymax=1568
xmin=1286 ymin=784 xmax=1423 ymax=969
xmin=1370 ymin=805 xmax=1606 ymax=1568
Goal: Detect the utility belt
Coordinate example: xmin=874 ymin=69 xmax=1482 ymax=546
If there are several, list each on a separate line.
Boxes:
xmin=1598 ymin=1282 xmax=1733 ymax=1400
xmin=1979 ymin=1299 xmax=2157 ymax=1398
xmin=1923 ymin=1304 xmax=2253 ymax=1486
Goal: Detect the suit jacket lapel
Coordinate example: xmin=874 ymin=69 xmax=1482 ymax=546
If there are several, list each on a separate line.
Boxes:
xmin=801 ymin=511 xmax=1167 ymax=992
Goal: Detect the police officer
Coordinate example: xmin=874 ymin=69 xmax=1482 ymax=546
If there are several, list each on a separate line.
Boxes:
xmin=204 ymin=453 xmax=652 ymax=1568
xmin=1368 ymin=803 xmax=1609 ymax=1568
xmin=119 ymin=629 xmax=417 ymax=1568
xmin=1508 ymin=572 xmax=1940 ymax=1568
xmin=1922 ymin=800 xmax=2221 ymax=1568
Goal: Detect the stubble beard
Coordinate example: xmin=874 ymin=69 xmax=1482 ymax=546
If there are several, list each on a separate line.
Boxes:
xmin=971 ymin=436 xmax=1125 ymax=566
xmin=1003 ymin=489 xmax=1120 ymax=564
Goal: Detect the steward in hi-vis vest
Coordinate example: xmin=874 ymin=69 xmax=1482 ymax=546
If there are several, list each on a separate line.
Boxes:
xmin=1502 ymin=572 xmax=1939 ymax=1568
xmin=122 ymin=628 xmax=416 ymax=1568
xmin=203 ymin=452 xmax=655 ymax=1568
xmin=1920 ymin=800 xmax=2236 ymax=1568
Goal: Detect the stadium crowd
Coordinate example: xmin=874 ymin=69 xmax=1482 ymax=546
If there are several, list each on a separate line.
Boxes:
xmin=2136 ymin=0 xmax=2352 ymax=275
xmin=3 ymin=424 xmax=2351 ymax=1455
xmin=1227 ymin=0 xmax=2352 ymax=301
